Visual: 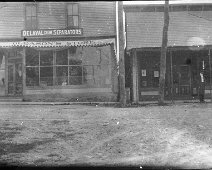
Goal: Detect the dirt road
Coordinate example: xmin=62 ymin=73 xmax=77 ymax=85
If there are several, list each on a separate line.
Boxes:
xmin=0 ymin=103 xmax=212 ymax=168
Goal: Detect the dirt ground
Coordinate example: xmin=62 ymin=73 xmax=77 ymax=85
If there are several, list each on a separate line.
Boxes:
xmin=0 ymin=103 xmax=212 ymax=169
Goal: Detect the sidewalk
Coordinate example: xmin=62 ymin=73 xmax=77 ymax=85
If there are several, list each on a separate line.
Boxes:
xmin=0 ymin=99 xmax=211 ymax=105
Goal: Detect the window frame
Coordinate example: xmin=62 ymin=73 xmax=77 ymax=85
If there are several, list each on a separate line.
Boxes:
xmin=66 ymin=3 xmax=80 ymax=28
xmin=25 ymin=47 xmax=111 ymax=88
xmin=25 ymin=3 xmax=38 ymax=30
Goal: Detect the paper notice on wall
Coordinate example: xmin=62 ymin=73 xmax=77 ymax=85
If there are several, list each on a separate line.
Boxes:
xmin=141 ymin=69 xmax=146 ymax=76
xmin=154 ymin=71 xmax=159 ymax=77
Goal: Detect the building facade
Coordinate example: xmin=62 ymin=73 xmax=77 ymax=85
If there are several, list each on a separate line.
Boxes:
xmin=0 ymin=2 xmax=119 ymax=102
xmin=124 ymin=3 xmax=212 ymax=102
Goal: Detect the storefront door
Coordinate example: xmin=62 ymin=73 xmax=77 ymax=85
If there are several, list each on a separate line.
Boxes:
xmin=179 ymin=65 xmax=191 ymax=95
xmin=8 ymin=62 xmax=23 ymax=96
xmin=172 ymin=64 xmax=191 ymax=97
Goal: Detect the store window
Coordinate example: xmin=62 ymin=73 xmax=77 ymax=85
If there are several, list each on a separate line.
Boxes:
xmin=67 ymin=3 xmax=79 ymax=28
xmin=26 ymin=46 xmax=111 ymax=88
xmin=139 ymin=51 xmax=160 ymax=88
xmin=25 ymin=4 xmax=37 ymax=29
xmin=40 ymin=51 xmax=53 ymax=86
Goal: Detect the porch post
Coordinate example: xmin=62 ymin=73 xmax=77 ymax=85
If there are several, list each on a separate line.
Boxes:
xmin=209 ymin=49 xmax=212 ymax=102
xmin=53 ymin=51 xmax=56 ymax=86
xmin=131 ymin=49 xmax=138 ymax=103
xmin=170 ymin=50 xmax=173 ymax=103
xmin=5 ymin=51 xmax=8 ymax=96
xmin=22 ymin=47 xmax=26 ymax=96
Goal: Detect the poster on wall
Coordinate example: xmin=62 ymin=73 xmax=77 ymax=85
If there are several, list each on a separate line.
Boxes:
xmin=141 ymin=69 xmax=146 ymax=77
xmin=154 ymin=71 xmax=159 ymax=77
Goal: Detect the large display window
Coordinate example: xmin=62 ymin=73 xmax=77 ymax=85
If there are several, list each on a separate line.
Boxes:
xmin=26 ymin=46 xmax=111 ymax=88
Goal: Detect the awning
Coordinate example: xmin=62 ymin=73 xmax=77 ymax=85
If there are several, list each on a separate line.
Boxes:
xmin=0 ymin=38 xmax=115 ymax=48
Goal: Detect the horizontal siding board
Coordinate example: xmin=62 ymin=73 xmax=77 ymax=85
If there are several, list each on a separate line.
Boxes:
xmin=126 ymin=11 xmax=212 ymax=50
xmin=38 ymin=2 xmax=66 ymax=29
xmin=0 ymin=2 xmax=116 ymax=39
xmin=0 ymin=3 xmax=24 ymax=38
xmin=80 ymin=2 xmax=116 ymax=37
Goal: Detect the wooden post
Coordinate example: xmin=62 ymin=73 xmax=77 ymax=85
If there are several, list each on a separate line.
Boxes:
xmin=118 ymin=1 xmax=126 ymax=106
xmin=158 ymin=0 xmax=169 ymax=105
xmin=5 ymin=51 xmax=8 ymax=96
xmin=53 ymin=51 xmax=56 ymax=86
xmin=209 ymin=49 xmax=212 ymax=102
xmin=131 ymin=49 xmax=138 ymax=103
xmin=22 ymin=48 xmax=26 ymax=96
xmin=170 ymin=50 xmax=174 ymax=103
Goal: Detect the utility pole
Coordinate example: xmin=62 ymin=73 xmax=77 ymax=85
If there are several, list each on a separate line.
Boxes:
xmin=158 ymin=0 xmax=169 ymax=105
xmin=118 ymin=1 xmax=126 ymax=106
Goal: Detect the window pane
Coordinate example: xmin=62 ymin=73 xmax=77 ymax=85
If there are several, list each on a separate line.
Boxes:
xmin=31 ymin=17 xmax=37 ymax=29
xmin=68 ymin=4 xmax=73 ymax=15
xmin=56 ymin=50 xmax=68 ymax=65
xmin=26 ymin=48 xmax=39 ymax=66
xmin=56 ymin=66 xmax=68 ymax=86
xmin=69 ymin=66 xmax=82 ymax=85
xmin=40 ymin=67 xmax=53 ymax=86
xmin=40 ymin=51 xmax=53 ymax=66
xmin=68 ymin=16 xmax=74 ymax=27
xmin=26 ymin=67 xmax=39 ymax=86
xmin=31 ymin=6 xmax=36 ymax=16
xmin=73 ymin=4 xmax=78 ymax=15
xmin=83 ymin=65 xmax=94 ymax=86
xmin=73 ymin=16 xmax=78 ymax=27
xmin=25 ymin=17 xmax=32 ymax=29
xmin=26 ymin=6 xmax=31 ymax=16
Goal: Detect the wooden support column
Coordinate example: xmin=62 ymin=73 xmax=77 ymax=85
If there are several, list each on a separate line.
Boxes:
xmin=131 ymin=49 xmax=138 ymax=103
xmin=5 ymin=51 xmax=8 ymax=96
xmin=53 ymin=51 xmax=56 ymax=86
xmin=118 ymin=1 xmax=126 ymax=106
xmin=209 ymin=49 xmax=212 ymax=102
xmin=170 ymin=50 xmax=173 ymax=102
xmin=22 ymin=48 xmax=26 ymax=96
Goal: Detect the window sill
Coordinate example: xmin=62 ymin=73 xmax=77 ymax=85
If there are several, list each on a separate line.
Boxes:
xmin=26 ymin=84 xmax=111 ymax=90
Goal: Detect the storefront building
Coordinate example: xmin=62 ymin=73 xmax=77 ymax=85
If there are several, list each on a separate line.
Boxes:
xmin=0 ymin=2 xmax=118 ymax=101
xmin=124 ymin=3 xmax=212 ymax=102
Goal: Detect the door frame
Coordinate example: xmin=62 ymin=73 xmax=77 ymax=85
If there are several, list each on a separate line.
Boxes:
xmin=7 ymin=60 xmax=23 ymax=96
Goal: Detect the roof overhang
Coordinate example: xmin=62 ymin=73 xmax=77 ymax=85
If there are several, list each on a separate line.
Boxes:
xmin=0 ymin=38 xmax=115 ymax=48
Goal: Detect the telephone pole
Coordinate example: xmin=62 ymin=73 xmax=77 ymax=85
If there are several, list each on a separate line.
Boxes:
xmin=117 ymin=1 xmax=126 ymax=106
xmin=158 ymin=0 xmax=169 ymax=105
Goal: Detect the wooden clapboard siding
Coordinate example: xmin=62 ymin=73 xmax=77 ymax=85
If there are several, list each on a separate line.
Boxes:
xmin=38 ymin=2 xmax=66 ymax=29
xmin=0 ymin=1 xmax=116 ymax=39
xmin=0 ymin=2 xmax=24 ymax=38
xmin=80 ymin=1 xmax=116 ymax=37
